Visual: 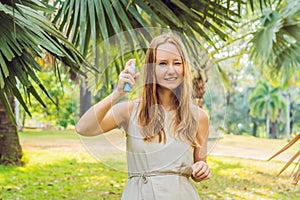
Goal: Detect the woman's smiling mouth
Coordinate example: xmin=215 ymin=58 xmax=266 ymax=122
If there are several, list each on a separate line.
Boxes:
xmin=164 ymin=77 xmax=177 ymax=81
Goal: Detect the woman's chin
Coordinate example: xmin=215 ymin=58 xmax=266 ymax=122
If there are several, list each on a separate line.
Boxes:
xmin=157 ymin=84 xmax=181 ymax=92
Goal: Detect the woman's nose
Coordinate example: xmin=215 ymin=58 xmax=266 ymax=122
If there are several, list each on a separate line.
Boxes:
xmin=166 ymin=64 xmax=176 ymax=74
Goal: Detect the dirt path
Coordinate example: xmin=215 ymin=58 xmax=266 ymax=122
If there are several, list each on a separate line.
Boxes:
xmin=20 ymin=131 xmax=298 ymax=162
xmin=209 ymin=135 xmax=299 ymax=162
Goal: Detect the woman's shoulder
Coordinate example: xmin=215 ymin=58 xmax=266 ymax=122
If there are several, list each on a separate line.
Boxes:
xmin=190 ymin=103 xmax=209 ymax=122
xmin=190 ymin=103 xmax=209 ymax=137
xmin=113 ymin=98 xmax=141 ymax=119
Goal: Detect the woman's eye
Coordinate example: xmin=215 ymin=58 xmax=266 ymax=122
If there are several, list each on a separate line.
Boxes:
xmin=174 ymin=62 xmax=182 ymax=65
xmin=159 ymin=62 xmax=167 ymax=66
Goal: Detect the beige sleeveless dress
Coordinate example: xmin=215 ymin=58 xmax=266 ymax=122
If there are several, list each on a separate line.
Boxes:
xmin=121 ymin=102 xmax=200 ymax=200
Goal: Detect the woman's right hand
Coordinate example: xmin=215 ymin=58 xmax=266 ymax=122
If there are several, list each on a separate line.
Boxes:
xmin=115 ymin=59 xmax=139 ymax=95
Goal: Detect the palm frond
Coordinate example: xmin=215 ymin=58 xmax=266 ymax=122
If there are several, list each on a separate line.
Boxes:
xmin=51 ymin=0 xmax=243 ymax=96
xmin=0 ymin=0 xmax=91 ymax=122
xmin=53 ymin=0 xmax=241 ymax=64
xmin=250 ymin=0 xmax=300 ymax=85
xmin=268 ymin=133 xmax=300 ymax=185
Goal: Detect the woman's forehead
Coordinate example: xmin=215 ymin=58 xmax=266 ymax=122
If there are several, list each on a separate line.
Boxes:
xmin=156 ymin=43 xmax=181 ymax=58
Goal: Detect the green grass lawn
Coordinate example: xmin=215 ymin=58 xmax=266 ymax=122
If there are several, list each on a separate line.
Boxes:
xmin=18 ymin=129 xmax=79 ymax=139
xmin=0 ymin=130 xmax=299 ymax=199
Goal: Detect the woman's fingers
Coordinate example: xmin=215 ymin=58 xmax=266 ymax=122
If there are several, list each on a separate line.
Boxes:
xmin=124 ymin=67 xmax=136 ymax=77
xmin=126 ymin=58 xmax=136 ymax=67
xmin=116 ymin=59 xmax=139 ymax=93
xmin=134 ymin=72 xmax=140 ymax=80
xmin=194 ymin=163 xmax=208 ymax=177
xmin=117 ymin=68 xmax=136 ymax=89
xmin=118 ymin=73 xmax=134 ymax=88
xmin=119 ymin=71 xmax=135 ymax=83
xmin=192 ymin=161 xmax=211 ymax=181
xmin=125 ymin=58 xmax=136 ymax=74
xmin=196 ymin=168 xmax=211 ymax=180
xmin=124 ymin=61 xmax=136 ymax=77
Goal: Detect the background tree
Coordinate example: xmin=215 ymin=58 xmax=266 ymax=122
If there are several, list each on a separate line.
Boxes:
xmin=248 ymin=80 xmax=286 ymax=138
xmin=0 ymin=0 xmax=90 ymax=165
xmin=1 ymin=0 xmax=294 ymax=166
xmin=51 ymin=0 xmax=242 ymax=112
xmin=0 ymin=0 xmax=242 ymax=165
xmin=209 ymin=0 xmax=300 ymax=138
xmin=22 ymin=71 xmax=77 ymax=129
xmin=249 ymin=0 xmax=300 ymax=138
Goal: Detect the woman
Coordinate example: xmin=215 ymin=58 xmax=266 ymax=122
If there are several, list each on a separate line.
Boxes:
xmin=76 ymin=33 xmax=211 ymax=199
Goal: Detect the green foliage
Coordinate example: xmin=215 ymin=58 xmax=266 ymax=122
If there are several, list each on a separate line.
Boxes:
xmin=53 ymin=0 xmax=240 ymax=57
xmin=248 ymin=80 xmax=286 ymax=122
xmin=1 ymin=0 xmax=298 ymax=139
xmin=22 ymin=71 xmax=78 ymax=129
xmin=0 ymin=0 xmax=89 ymax=122
xmin=250 ymin=0 xmax=300 ymax=87
xmin=247 ymin=80 xmax=287 ymax=138
xmin=224 ymin=89 xmax=254 ymax=135
xmin=52 ymin=0 xmax=243 ymax=99
xmin=0 ymin=0 xmax=245 ymax=123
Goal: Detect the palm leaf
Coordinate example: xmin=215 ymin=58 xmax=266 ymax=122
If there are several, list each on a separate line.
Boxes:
xmin=0 ymin=90 xmax=16 ymax=124
xmin=268 ymin=133 xmax=300 ymax=185
xmin=0 ymin=0 xmax=91 ymax=121
xmin=268 ymin=133 xmax=300 ymax=161
xmin=216 ymin=65 xmax=232 ymax=91
xmin=278 ymin=150 xmax=299 ymax=179
xmin=293 ymin=165 xmax=300 ymax=185
xmin=250 ymin=0 xmax=300 ymax=85
xmin=53 ymin=0 xmax=241 ymax=69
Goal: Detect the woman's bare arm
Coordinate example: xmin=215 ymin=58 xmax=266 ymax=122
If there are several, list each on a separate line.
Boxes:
xmin=192 ymin=108 xmax=211 ymax=182
xmin=76 ymin=59 xmax=137 ymax=136
xmin=76 ymin=92 xmax=128 ymax=136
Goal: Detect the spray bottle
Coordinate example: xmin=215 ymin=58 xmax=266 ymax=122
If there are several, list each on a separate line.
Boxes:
xmin=123 ymin=60 xmax=136 ymax=92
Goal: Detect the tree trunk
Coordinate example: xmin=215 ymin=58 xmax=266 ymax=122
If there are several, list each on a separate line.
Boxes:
xmin=20 ymin=108 xmax=26 ymax=131
xmin=266 ymin=109 xmax=270 ymax=138
xmin=80 ymin=77 xmax=91 ymax=117
xmin=286 ymin=91 xmax=290 ymax=139
xmin=271 ymin=121 xmax=278 ymax=139
xmin=0 ymin=98 xmax=23 ymax=165
xmin=290 ymin=111 xmax=293 ymax=134
xmin=252 ymin=120 xmax=258 ymax=137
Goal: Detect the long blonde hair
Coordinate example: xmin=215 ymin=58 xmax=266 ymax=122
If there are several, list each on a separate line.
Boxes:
xmin=137 ymin=33 xmax=199 ymax=146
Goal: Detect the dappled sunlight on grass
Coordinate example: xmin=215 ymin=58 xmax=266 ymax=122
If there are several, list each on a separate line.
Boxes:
xmin=0 ymin=148 xmax=299 ymax=199
xmin=197 ymin=157 xmax=299 ymax=199
xmin=0 ymin=151 xmax=127 ymax=199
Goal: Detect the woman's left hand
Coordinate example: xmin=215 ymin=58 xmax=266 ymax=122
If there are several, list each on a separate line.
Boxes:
xmin=191 ymin=161 xmax=211 ymax=182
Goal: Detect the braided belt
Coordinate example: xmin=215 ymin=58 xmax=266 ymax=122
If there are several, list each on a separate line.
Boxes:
xmin=129 ymin=171 xmax=190 ymax=200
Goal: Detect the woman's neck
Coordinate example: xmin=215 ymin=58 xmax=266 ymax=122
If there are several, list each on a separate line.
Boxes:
xmin=157 ymin=87 xmax=175 ymax=111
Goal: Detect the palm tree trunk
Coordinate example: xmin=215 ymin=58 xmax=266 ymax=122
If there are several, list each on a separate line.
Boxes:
xmin=252 ymin=120 xmax=258 ymax=137
xmin=69 ymin=70 xmax=91 ymax=118
xmin=20 ymin=108 xmax=26 ymax=132
xmin=271 ymin=121 xmax=278 ymax=139
xmin=266 ymin=113 xmax=270 ymax=138
xmin=266 ymin=92 xmax=270 ymax=138
xmin=80 ymin=77 xmax=91 ymax=117
xmin=0 ymin=98 xmax=23 ymax=165
xmin=286 ymin=90 xmax=290 ymax=139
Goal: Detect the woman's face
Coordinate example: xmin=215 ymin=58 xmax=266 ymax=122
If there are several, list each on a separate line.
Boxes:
xmin=155 ymin=43 xmax=184 ymax=91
